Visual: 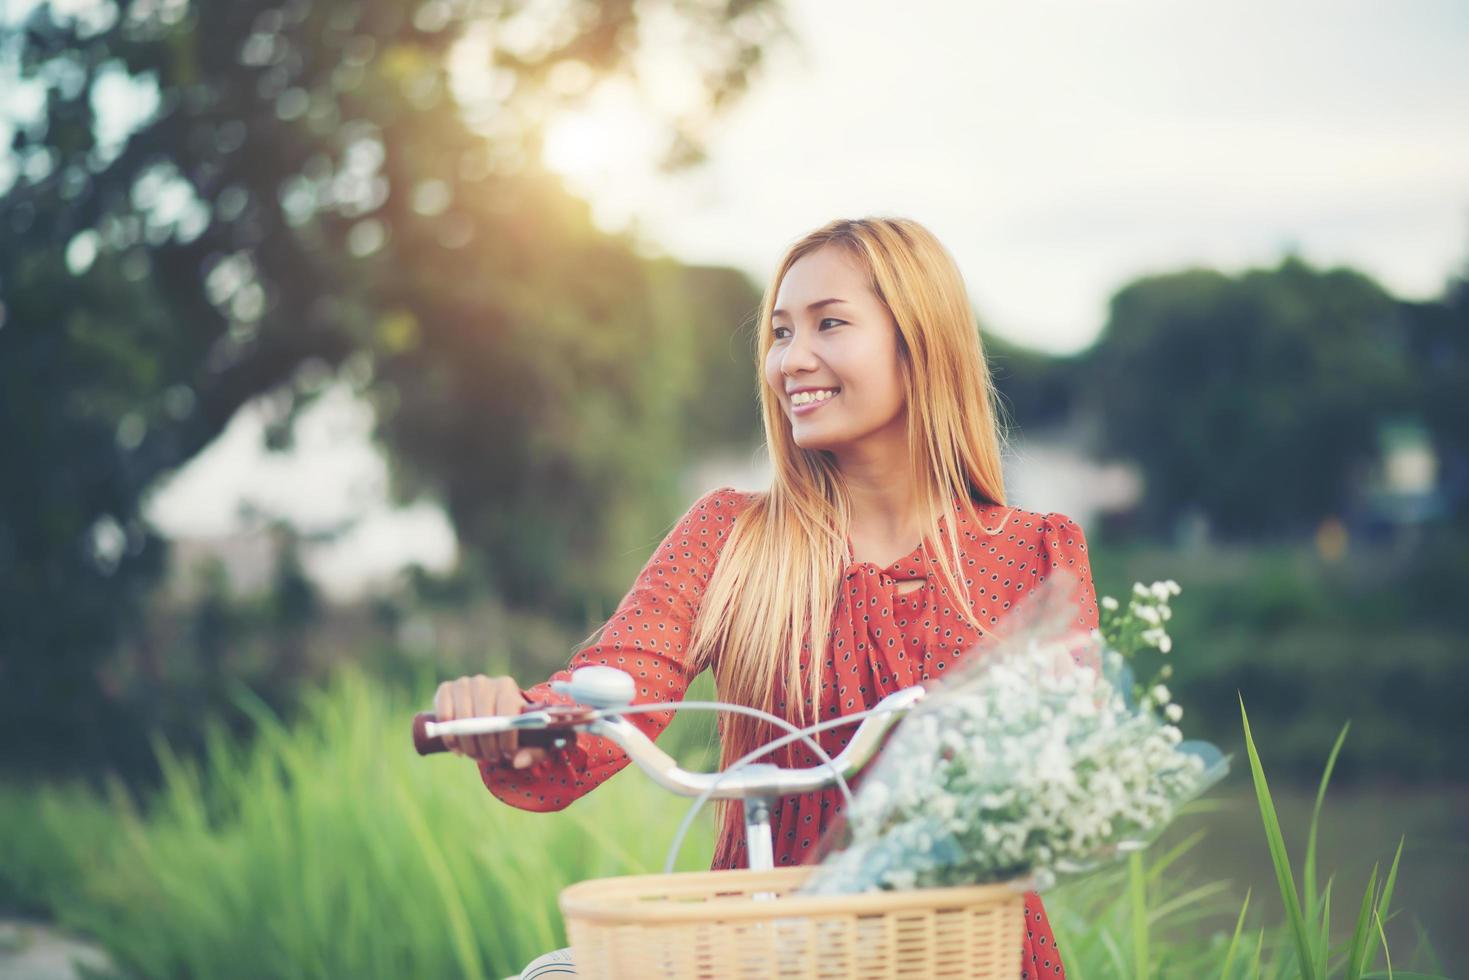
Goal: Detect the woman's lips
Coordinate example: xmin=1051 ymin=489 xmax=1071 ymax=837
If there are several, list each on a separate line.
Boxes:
xmin=790 ymin=390 xmax=840 ymax=416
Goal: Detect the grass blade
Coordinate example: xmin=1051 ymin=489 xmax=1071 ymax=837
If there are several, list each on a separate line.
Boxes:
xmin=1248 ymin=926 xmax=1266 ymax=980
xmin=1377 ymin=836 xmax=1404 ymax=935
xmin=1145 ymin=828 xmax=1207 ymax=884
xmin=1372 ymin=906 xmax=1392 ymax=979
xmin=1304 ymin=722 xmax=1349 ymax=929
xmin=1239 ymin=695 xmax=1317 ymax=980
xmin=1129 ymin=850 xmax=1150 ymax=980
xmin=1315 ymin=876 xmax=1334 ymax=972
xmin=1346 ymin=863 xmax=1380 ymax=980
xmin=1148 ymin=879 xmax=1234 ymax=923
xmin=1218 ymin=887 xmax=1251 ymax=980
xmin=1407 ymin=917 xmax=1446 ymax=977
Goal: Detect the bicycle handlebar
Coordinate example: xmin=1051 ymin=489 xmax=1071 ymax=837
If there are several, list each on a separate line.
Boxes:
xmin=412 ymin=704 xmax=596 ymax=755
xmin=413 ymin=676 xmax=926 ymax=802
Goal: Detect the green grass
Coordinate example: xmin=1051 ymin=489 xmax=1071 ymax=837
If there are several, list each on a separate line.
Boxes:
xmin=1 ymin=669 xmax=719 ymax=979
xmin=0 ymin=669 xmax=1452 ymax=979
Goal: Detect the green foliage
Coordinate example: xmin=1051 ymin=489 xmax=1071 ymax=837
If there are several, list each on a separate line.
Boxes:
xmin=985 ymin=329 xmax=1089 ymax=433
xmin=1234 ymin=699 xmax=1431 ymax=979
xmin=1 ymin=666 xmax=1451 ymax=978
xmin=1082 ymin=256 xmax=1421 ymax=541
xmin=1043 ymin=803 xmax=1245 ymax=977
xmin=0 ymin=0 xmax=778 ymax=774
xmin=1397 ymin=270 xmax=1469 ymax=512
xmin=0 ymin=668 xmax=719 ymax=979
xmin=1089 ymin=538 xmax=1469 ymax=781
xmin=0 ymin=781 xmax=118 ymax=918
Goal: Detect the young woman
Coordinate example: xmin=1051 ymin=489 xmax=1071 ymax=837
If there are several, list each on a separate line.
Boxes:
xmin=435 ymin=216 xmax=1096 ymax=979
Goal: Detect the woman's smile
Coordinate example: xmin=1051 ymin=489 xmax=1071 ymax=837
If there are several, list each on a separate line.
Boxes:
xmin=789 ymin=386 xmax=841 ymax=415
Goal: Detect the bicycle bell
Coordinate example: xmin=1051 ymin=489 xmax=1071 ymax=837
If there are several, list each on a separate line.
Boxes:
xmin=551 ymin=665 xmax=636 ymax=709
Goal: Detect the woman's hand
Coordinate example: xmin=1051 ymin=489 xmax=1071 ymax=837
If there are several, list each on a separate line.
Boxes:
xmin=432 ymin=674 xmax=549 ymax=770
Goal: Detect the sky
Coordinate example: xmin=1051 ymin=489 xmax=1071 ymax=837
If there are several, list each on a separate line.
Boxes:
xmin=550 ymin=0 xmax=1469 ymax=355
xmin=8 ymin=0 xmax=1469 ymax=596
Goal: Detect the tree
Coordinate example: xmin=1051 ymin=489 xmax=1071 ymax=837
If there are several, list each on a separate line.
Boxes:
xmin=1080 ymin=255 xmax=1416 ymax=541
xmin=0 ymin=0 xmax=785 ymax=773
xmin=1399 ymin=249 xmax=1469 ymax=524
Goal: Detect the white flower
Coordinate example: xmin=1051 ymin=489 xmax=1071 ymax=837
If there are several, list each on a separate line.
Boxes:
xmin=1158 ymin=635 xmax=1172 ymax=654
xmin=1133 ymin=583 xmax=1151 ymax=598
xmin=1101 ymin=596 xmax=1119 ymax=611
xmin=1150 ymin=582 xmax=1172 ymax=602
xmin=1165 ymin=580 xmax=1181 ymax=595
xmin=797 ymin=609 xmax=1227 ymax=898
xmin=1135 ymin=605 xmax=1161 ymax=625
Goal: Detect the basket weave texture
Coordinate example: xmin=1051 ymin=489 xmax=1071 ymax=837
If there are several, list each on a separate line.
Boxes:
xmin=560 ymin=864 xmax=1030 ymax=979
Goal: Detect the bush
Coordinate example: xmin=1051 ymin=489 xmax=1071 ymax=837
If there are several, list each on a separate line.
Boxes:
xmin=2 ymin=669 xmax=718 ymax=980
xmin=1089 ymin=537 xmax=1469 ymax=781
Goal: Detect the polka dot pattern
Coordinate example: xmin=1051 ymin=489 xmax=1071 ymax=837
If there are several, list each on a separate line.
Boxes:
xmin=481 ymin=488 xmax=1097 ymax=979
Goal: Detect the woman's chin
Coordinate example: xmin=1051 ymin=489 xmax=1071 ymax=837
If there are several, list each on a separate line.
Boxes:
xmin=790 ymin=426 xmax=845 ymax=453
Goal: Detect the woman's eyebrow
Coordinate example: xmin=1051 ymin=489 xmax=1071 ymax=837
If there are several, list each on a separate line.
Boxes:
xmin=772 ymin=297 xmax=850 ymax=319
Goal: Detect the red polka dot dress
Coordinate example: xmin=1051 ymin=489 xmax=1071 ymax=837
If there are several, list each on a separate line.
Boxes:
xmin=481 ymin=487 xmax=1100 ymax=979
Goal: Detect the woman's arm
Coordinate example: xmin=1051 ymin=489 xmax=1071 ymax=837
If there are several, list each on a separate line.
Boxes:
xmin=1037 ymin=511 xmax=1102 ymax=671
xmin=479 ymin=486 xmax=753 ymax=812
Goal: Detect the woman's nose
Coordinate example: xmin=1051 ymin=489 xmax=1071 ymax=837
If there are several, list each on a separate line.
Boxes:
xmin=781 ymin=329 xmax=821 ymax=375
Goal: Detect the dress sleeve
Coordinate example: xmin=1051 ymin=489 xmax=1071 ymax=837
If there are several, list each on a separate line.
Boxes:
xmin=479 ymin=486 xmax=753 ymax=812
xmin=1039 ymin=511 xmax=1101 ymax=635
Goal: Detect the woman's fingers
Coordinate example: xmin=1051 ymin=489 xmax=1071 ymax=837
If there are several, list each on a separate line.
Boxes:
xmin=494 ymin=676 xmax=527 ymax=765
xmin=512 ymin=747 xmax=547 ymax=770
xmin=432 ymin=680 xmax=461 ymax=756
xmin=464 ymin=674 xmax=501 ymax=763
xmin=433 ymin=674 xmax=536 ymax=766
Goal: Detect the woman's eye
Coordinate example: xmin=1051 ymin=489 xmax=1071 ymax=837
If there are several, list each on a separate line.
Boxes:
xmin=772 ymin=318 xmax=842 ymax=339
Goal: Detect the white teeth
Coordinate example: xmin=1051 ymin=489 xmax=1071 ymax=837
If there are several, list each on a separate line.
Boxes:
xmin=791 ymin=389 xmax=839 ymax=406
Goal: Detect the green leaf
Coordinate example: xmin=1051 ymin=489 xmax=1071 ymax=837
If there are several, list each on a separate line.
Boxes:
xmin=1304 ymin=722 xmax=1350 ymax=926
xmin=1377 ymin=836 xmax=1404 ymax=936
xmin=1346 ymin=863 xmax=1380 ymax=980
xmin=1145 ymin=827 xmax=1207 ymax=883
xmin=1218 ymin=887 xmax=1251 ymax=980
xmin=1239 ymin=694 xmax=1317 ymax=980
xmin=1372 ymin=906 xmax=1393 ymax=980
xmin=1314 ymin=875 xmax=1334 ymax=972
xmin=1129 ymin=850 xmax=1150 ymax=980
xmin=1360 ymin=902 xmax=1450 ymax=978
xmin=1248 ymin=926 xmax=1266 ymax=980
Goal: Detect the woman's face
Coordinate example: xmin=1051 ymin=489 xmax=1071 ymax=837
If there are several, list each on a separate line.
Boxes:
xmin=763 ymin=245 xmax=907 ymax=456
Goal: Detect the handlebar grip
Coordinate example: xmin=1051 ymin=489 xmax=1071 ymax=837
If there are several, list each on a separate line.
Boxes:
xmin=413 ymin=712 xmax=449 ymax=755
xmin=411 ymin=713 xmax=576 ymax=757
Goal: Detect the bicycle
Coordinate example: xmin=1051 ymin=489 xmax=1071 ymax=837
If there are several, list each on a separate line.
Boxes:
xmin=414 ymin=665 xmax=1037 ymax=979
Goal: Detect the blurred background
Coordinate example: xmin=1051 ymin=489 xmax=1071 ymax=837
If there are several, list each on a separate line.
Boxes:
xmin=1 ymin=0 xmax=1465 ymax=976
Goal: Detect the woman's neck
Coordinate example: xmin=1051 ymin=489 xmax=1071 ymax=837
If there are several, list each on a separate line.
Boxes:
xmin=834 ymin=431 xmax=925 ymax=549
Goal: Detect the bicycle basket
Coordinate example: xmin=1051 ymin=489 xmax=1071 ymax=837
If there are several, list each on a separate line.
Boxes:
xmin=559 ymin=864 xmax=1032 ymax=979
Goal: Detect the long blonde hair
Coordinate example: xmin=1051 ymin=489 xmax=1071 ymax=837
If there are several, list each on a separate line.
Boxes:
xmin=684 ymin=217 xmax=1016 ymax=835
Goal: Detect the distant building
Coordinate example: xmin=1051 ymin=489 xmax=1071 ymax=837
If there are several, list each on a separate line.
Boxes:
xmin=683 ymin=419 xmax=1143 ymax=534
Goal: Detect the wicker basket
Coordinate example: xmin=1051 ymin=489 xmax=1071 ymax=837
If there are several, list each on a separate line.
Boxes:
xmin=559 ymin=864 xmax=1033 ymax=979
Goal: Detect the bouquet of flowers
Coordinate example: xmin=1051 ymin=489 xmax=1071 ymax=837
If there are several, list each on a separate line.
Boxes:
xmin=799 ymin=568 xmax=1229 ymax=895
